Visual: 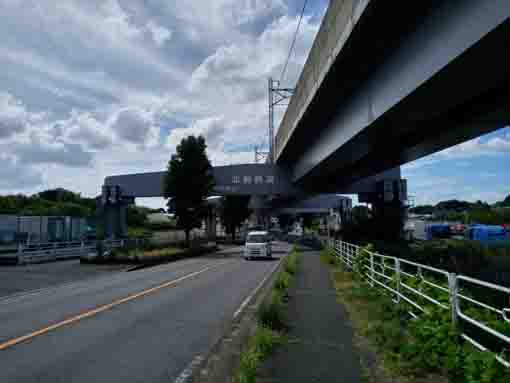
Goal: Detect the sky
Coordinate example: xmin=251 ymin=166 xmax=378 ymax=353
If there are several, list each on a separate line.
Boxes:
xmin=0 ymin=0 xmax=508 ymax=209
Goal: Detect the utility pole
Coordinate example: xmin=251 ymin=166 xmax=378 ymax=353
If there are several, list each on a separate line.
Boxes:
xmin=254 ymin=145 xmax=268 ymax=164
xmin=268 ymin=77 xmax=294 ymax=164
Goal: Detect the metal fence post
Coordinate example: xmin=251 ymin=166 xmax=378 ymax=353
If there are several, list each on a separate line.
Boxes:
xmin=448 ymin=273 xmax=459 ymax=327
xmin=395 ymin=258 xmax=401 ymax=303
xmin=369 ymin=252 xmax=375 ymax=287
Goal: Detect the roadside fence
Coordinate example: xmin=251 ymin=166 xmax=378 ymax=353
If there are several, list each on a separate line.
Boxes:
xmin=328 ymin=239 xmax=510 ymax=367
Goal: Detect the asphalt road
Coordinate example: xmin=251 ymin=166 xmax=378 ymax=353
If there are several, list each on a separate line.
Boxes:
xmin=0 ymin=260 xmax=128 ymax=298
xmin=0 ymin=243 xmax=289 ymax=383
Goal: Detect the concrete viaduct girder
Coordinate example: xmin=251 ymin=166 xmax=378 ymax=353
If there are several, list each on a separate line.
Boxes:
xmin=275 ymin=0 xmax=510 ymax=192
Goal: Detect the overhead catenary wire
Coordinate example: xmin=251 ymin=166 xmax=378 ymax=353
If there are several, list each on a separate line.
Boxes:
xmin=280 ymin=0 xmax=309 ymax=84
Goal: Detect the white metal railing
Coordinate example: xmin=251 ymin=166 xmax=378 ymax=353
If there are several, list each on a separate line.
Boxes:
xmin=327 ymin=239 xmax=510 ymax=367
xmin=17 ymin=240 xmax=96 ymax=264
xmin=15 ymin=239 xmax=146 ymax=264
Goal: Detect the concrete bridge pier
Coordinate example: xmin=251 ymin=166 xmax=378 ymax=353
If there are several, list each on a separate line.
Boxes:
xmin=204 ymin=207 xmax=217 ymax=242
xmin=358 ymin=179 xmax=408 ymax=240
xmin=103 ymin=204 xmax=128 ymax=239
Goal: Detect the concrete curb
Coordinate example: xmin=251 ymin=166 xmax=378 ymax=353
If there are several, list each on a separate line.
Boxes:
xmin=189 ymin=253 xmax=288 ymax=383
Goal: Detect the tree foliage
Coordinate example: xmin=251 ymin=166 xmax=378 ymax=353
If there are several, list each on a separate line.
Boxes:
xmin=0 ymin=189 xmax=95 ymax=217
xmin=220 ymin=195 xmax=251 ymax=240
xmin=164 ymin=135 xmax=215 ymax=245
xmin=126 ymin=206 xmax=149 ymax=227
xmin=409 ymin=204 xmax=434 ymax=215
xmin=411 ymin=195 xmax=510 ymax=225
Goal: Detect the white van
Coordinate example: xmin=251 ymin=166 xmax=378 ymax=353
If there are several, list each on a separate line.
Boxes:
xmin=244 ymin=231 xmax=272 ymax=260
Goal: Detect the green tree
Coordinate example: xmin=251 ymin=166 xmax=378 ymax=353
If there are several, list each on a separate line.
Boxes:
xmin=164 ymin=135 xmax=215 ymax=246
xmin=409 ymin=204 xmax=435 ymax=215
xmin=38 ymin=188 xmax=81 ymax=203
xmin=126 ymin=206 xmax=149 ymax=227
xmin=220 ymin=196 xmax=251 ymax=241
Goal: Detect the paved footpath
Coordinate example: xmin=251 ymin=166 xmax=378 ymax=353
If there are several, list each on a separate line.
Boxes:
xmin=259 ymin=248 xmax=361 ymax=382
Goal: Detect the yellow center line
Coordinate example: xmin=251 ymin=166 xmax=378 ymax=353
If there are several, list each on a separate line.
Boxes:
xmin=0 ymin=261 xmax=230 ymax=351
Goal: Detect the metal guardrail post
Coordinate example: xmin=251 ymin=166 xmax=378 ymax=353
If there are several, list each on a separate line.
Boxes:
xmin=448 ymin=273 xmax=459 ymax=327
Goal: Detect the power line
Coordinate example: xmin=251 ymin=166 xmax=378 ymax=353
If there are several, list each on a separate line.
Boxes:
xmin=280 ymin=0 xmax=309 ymax=83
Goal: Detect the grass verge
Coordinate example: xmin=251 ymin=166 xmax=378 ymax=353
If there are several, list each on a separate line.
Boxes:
xmin=235 ymin=247 xmax=301 ymax=383
xmin=321 ymin=247 xmax=510 ymax=383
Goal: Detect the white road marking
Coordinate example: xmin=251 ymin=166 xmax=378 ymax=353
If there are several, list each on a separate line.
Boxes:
xmin=173 ymin=355 xmax=204 ymax=383
xmin=233 ymin=256 xmax=283 ymax=319
xmin=0 ymin=262 xmax=232 ymax=351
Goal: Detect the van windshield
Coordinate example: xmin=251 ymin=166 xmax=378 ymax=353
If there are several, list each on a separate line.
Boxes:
xmin=247 ymin=235 xmax=268 ymax=243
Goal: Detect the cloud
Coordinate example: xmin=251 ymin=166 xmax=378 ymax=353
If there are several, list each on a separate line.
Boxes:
xmin=0 ymin=156 xmax=43 ymax=191
xmin=0 ymin=92 xmax=46 ymax=138
xmin=64 ymin=112 xmax=113 ymax=150
xmin=404 ymin=128 xmax=510 ymax=171
xmin=146 ymin=21 xmax=172 ymax=47
xmin=110 ymin=108 xmax=159 ymax=147
xmin=166 ymin=116 xmax=226 ymax=150
xmin=8 ymin=132 xmax=93 ymax=168
xmin=0 ymin=0 xmax=324 ymax=200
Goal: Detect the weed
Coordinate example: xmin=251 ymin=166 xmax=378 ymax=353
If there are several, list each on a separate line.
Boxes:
xmin=283 ymin=252 xmax=299 ymax=275
xmin=235 ymin=327 xmax=285 ymax=383
xmin=274 ymin=271 xmax=291 ymax=291
xmin=257 ymin=290 xmax=286 ymax=331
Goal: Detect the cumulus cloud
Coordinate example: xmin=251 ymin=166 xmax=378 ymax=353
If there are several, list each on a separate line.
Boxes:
xmin=0 ymin=0 xmax=324 ymax=199
xmin=166 ymin=116 xmax=226 ymax=150
xmin=64 ymin=112 xmax=113 ymax=150
xmin=110 ymin=108 xmax=159 ymax=147
xmin=0 ymin=92 xmax=46 ymax=138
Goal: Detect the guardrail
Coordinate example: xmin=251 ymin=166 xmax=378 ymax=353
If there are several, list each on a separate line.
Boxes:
xmin=328 ymin=239 xmax=510 ymax=367
xmin=15 ymin=239 xmax=147 ymax=264
xmin=4 ymin=233 xmax=205 ymax=265
xmin=17 ymin=241 xmax=97 ymax=264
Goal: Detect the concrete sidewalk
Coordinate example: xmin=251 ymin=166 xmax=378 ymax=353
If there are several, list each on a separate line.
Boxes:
xmin=258 ymin=248 xmax=361 ymax=382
